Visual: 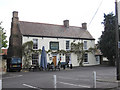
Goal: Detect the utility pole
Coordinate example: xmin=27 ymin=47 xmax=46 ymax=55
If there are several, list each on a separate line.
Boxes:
xmin=115 ymin=0 xmax=120 ymax=80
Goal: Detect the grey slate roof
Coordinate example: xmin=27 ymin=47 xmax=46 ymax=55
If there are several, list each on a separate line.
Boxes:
xmin=18 ymin=21 xmax=95 ymax=40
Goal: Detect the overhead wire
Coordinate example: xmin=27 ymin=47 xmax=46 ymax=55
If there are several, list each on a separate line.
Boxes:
xmin=88 ymin=0 xmax=104 ymax=27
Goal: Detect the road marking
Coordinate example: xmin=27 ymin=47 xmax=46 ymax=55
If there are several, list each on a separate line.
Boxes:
xmin=23 ymin=84 xmax=44 ymax=90
xmin=97 ymin=79 xmax=120 ymax=83
xmin=58 ymin=81 xmax=90 ymax=88
xmin=2 ymin=75 xmax=23 ymax=79
xmin=23 ymin=84 xmax=37 ymax=89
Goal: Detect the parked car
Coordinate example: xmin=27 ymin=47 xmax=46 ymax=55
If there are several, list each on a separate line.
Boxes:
xmin=7 ymin=57 xmax=22 ymax=72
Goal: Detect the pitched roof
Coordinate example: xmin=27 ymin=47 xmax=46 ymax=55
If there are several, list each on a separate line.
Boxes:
xmin=0 ymin=49 xmax=7 ymax=55
xmin=95 ymin=49 xmax=102 ymax=56
xmin=18 ymin=21 xmax=95 ymax=40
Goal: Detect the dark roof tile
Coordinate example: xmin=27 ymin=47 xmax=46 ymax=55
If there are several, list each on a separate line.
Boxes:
xmin=19 ymin=21 xmax=95 ymax=40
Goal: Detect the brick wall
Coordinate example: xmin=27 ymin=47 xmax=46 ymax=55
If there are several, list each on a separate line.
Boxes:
xmin=7 ymin=11 xmax=22 ymax=58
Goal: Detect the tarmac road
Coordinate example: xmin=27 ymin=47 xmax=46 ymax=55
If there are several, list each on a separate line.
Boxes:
xmin=2 ymin=65 xmax=120 ymax=89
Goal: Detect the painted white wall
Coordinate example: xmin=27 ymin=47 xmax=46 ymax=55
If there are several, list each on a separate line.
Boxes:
xmin=84 ymin=53 xmax=97 ymax=66
xmin=71 ymin=53 xmax=79 ymax=66
xmin=22 ymin=36 xmax=97 ymax=66
xmin=103 ymin=57 xmax=108 ymax=61
xmin=118 ymin=1 xmax=120 ymax=25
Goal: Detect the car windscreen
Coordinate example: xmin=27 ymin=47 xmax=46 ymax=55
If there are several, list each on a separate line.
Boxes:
xmin=11 ymin=58 xmax=21 ymax=64
xmin=17 ymin=59 xmax=21 ymax=63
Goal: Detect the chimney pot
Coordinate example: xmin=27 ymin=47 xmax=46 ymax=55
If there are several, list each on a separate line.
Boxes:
xmin=82 ymin=23 xmax=87 ymax=30
xmin=13 ymin=11 xmax=18 ymax=18
xmin=63 ymin=20 xmax=69 ymax=28
xmin=12 ymin=11 xmax=19 ymax=23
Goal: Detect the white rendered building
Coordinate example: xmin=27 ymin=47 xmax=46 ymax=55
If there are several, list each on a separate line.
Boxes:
xmin=8 ymin=11 xmax=99 ymax=67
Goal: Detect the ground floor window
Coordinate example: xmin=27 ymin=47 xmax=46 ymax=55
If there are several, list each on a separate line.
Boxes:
xmin=96 ymin=56 xmax=100 ymax=64
xmin=32 ymin=54 xmax=39 ymax=65
xmin=66 ymin=53 xmax=71 ymax=63
xmin=84 ymin=54 xmax=88 ymax=63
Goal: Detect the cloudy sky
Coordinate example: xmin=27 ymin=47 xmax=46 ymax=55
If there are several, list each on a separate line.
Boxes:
xmin=0 ymin=0 xmax=119 ymax=44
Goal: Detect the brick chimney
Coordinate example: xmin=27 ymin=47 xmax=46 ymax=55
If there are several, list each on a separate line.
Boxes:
xmin=82 ymin=23 xmax=87 ymax=30
xmin=13 ymin=11 xmax=18 ymax=18
xmin=8 ymin=11 xmax=22 ymax=58
xmin=11 ymin=11 xmax=19 ymax=35
xmin=63 ymin=20 xmax=69 ymax=28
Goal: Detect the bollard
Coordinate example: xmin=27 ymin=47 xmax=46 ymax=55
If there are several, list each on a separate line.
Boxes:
xmin=93 ymin=71 xmax=96 ymax=88
xmin=0 ymin=80 xmax=1 ymax=90
xmin=53 ymin=75 xmax=57 ymax=89
xmin=63 ymin=65 xmax=65 ymax=70
xmin=70 ymin=64 xmax=72 ymax=69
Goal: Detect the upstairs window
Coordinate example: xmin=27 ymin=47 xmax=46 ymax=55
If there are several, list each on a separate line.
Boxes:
xmin=66 ymin=41 xmax=70 ymax=50
xmin=50 ymin=42 xmax=59 ymax=50
xmin=84 ymin=41 xmax=87 ymax=50
xmin=33 ymin=39 xmax=38 ymax=49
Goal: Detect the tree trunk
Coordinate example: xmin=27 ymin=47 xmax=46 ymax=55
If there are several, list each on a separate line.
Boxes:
xmin=109 ymin=59 xmax=115 ymax=66
xmin=79 ymin=59 xmax=84 ymax=66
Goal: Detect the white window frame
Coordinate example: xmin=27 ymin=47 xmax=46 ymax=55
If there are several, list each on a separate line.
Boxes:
xmin=84 ymin=53 xmax=88 ymax=63
xmin=50 ymin=42 xmax=59 ymax=50
xmin=32 ymin=53 xmax=39 ymax=65
xmin=96 ymin=56 xmax=100 ymax=64
xmin=66 ymin=41 xmax=70 ymax=50
xmin=66 ymin=53 xmax=71 ymax=63
xmin=84 ymin=41 xmax=87 ymax=50
xmin=33 ymin=39 xmax=38 ymax=50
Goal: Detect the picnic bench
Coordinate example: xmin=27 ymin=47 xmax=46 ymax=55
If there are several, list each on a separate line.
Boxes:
xmin=47 ymin=63 xmax=60 ymax=71
xmin=61 ymin=62 xmax=68 ymax=69
xmin=29 ymin=62 xmax=62 ymax=71
xmin=55 ymin=65 xmax=60 ymax=71
xmin=29 ymin=64 xmax=43 ymax=71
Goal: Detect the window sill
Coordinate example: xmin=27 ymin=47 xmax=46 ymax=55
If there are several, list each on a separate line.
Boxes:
xmin=84 ymin=62 xmax=89 ymax=64
xmin=33 ymin=49 xmax=39 ymax=50
xmin=66 ymin=49 xmax=70 ymax=51
xmin=84 ymin=49 xmax=88 ymax=50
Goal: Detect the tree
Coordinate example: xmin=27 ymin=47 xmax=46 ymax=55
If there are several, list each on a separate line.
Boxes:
xmin=71 ymin=42 xmax=96 ymax=66
xmin=0 ymin=22 xmax=8 ymax=49
xmin=22 ymin=41 xmax=34 ymax=68
xmin=22 ymin=41 xmax=42 ymax=68
xmin=98 ymin=13 xmax=116 ymax=66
